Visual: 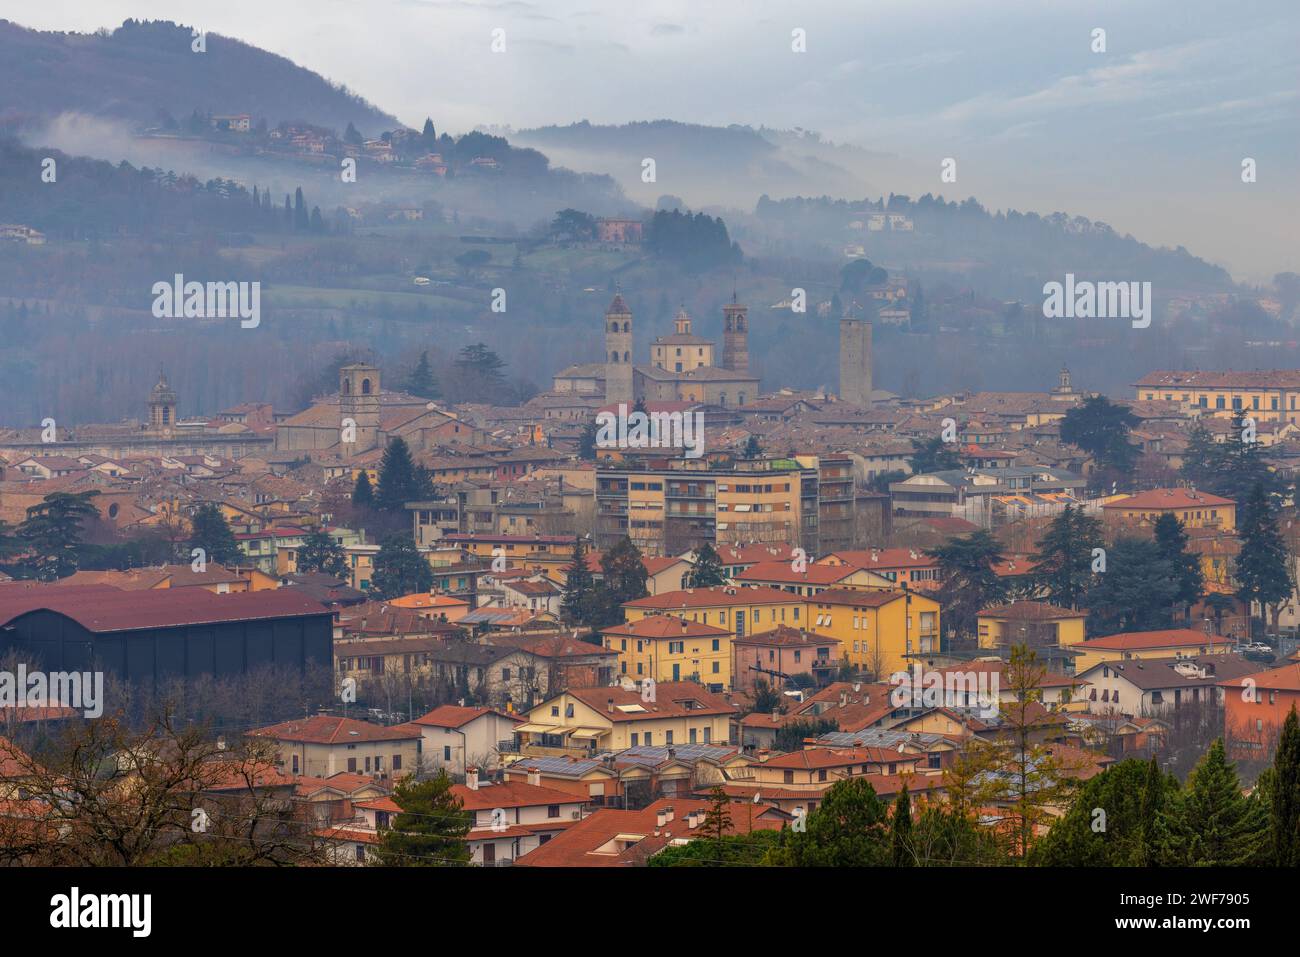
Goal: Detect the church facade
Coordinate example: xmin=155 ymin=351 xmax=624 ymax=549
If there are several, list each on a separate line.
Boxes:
xmin=553 ymin=293 xmax=760 ymax=407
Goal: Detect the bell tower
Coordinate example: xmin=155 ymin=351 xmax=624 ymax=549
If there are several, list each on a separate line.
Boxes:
xmin=604 ymin=288 xmax=634 ymax=405
xmin=339 ymin=363 xmax=381 ymax=452
xmin=148 ymin=369 xmax=178 ymax=435
xmin=721 ymin=295 xmax=749 ymax=373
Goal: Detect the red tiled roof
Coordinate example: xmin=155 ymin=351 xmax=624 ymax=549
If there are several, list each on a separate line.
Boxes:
xmin=410 ymin=705 xmax=522 ymax=729
xmin=0 ymin=585 xmax=330 ymax=633
xmin=734 ymin=625 xmax=840 ymax=648
xmin=248 ymin=715 xmax=421 ymax=745
xmin=736 ymin=562 xmax=868 ymax=585
xmin=624 ymin=585 xmax=799 ymax=611
xmin=1104 ymin=488 xmax=1235 ymax=510
xmin=600 ymin=617 xmax=730 ymax=640
xmin=1076 ymin=629 xmax=1233 ymax=651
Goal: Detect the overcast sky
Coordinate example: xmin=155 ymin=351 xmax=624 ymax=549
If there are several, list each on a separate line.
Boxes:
xmin=14 ymin=0 xmax=1299 ymax=282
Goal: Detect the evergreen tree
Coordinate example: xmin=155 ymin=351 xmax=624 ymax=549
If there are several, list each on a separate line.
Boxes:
xmin=577 ymin=420 xmax=599 ymax=461
xmin=1133 ymin=755 xmax=1170 ymax=867
xmin=1031 ymin=758 xmax=1174 ymax=866
xmin=1152 ymin=512 xmax=1204 ymax=620
xmin=1165 ymin=738 xmax=1267 ymax=866
xmin=1031 ymin=504 xmax=1105 ymax=608
xmin=18 ymin=491 xmax=101 ymax=581
xmin=742 ymin=434 xmax=764 ymax=459
xmin=1059 ymin=395 xmax=1139 ymax=475
xmin=296 ymin=528 xmax=348 ymax=579
xmin=697 ymin=785 xmax=733 ymax=852
xmin=293 ymin=186 xmax=309 ymax=231
xmin=590 ymin=537 xmax=650 ymax=627
xmin=404 ymin=351 xmax=440 ymax=399
xmin=926 ymin=530 xmax=1007 ymax=638
xmin=769 ymin=778 xmax=890 ymax=867
xmin=369 ymin=770 xmax=471 ymax=866
xmin=1235 ymin=481 xmax=1291 ymax=635
xmin=185 ymin=502 xmax=243 ymax=567
xmin=908 ymin=436 xmax=961 ymax=474
xmin=1084 ymin=538 xmax=1178 ymax=635
xmin=891 ymin=786 xmax=914 ymax=867
xmin=370 ymin=535 xmax=434 ymax=599
xmin=352 ymin=470 xmax=375 ymax=508
xmin=687 ymin=543 xmax=727 ymax=588
xmin=344 ymin=122 xmax=363 ymax=147
xmin=560 ymin=537 xmax=598 ymax=627
xmin=376 ymin=438 xmax=426 ymax=512
xmin=1269 ymin=705 xmax=1300 ymax=866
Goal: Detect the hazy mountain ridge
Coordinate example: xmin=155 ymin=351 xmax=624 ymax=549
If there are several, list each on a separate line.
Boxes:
xmin=0 ymin=19 xmax=397 ymax=135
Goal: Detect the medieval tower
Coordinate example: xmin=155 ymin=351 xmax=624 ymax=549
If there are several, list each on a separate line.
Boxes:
xmin=339 ymin=363 xmax=382 ymax=453
xmin=721 ymin=296 xmax=749 ymax=373
xmin=838 ymin=316 xmax=873 ymax=408
xmin=604 ymin=289 xmax=634 ymax=404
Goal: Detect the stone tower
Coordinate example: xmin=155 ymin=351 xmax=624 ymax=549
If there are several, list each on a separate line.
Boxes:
xmin=339 ymin=363 xmax=382 ymax=452
xmin=838 ymin=316 xmax=873 ymax=408
xmin=148 ymin=370 xmax=178 ymax=435
xmin=604 ymin=289 xmax=634 ymax=405
xmin=721 ymin=295 xmax=749 ymax=373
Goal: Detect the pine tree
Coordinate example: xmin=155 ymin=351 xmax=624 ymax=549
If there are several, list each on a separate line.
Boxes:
xmin=1236 ymin=481 xmax=1291 ymax=635
xmin=560 ymin=537 xmax=598 ymax=627
xmin=370 ymin=534 xmax=434 ymax=599
xmin=185 ymin=502 xmax=242 ymax=567
xmin=891 ymin=785 xmax=914 ymax=866
xmin=1031 ymin=503 xmax=1104 ymax=608
xmin=698 ymin=785 xmax=733 ymax=852
xmin=404 ymin=351 xmax=440 ymax=399
xmin=1269 ymin=705 xmax=1300 ymax=866
xmin=376 ymin=438 xmax=422 ymax=512
xmin=1152 ymin=512 xmax=1204 ymax=620
xmin=687 ymin=543 xmax=726 ymax=587
xmin=352 ymin=470 xmax=375 ymax=508
xmin=18 ymin=491 xmax=101 ymax=581
xmin=1168 ymin=739 xmax=1267 ymax=866
xmin=296 ymin=528 xmax=348 ymax=579
xmin=925 ymin=530 xmax=1007 ymax=638
xmin=1133 ymin=756 xmax=1168 ymax=866
xmin=369 ymin=770 xmax=471 ymax=866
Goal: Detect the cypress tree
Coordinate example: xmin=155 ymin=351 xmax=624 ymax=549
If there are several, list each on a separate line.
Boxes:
xmin=891 ymin=785 xmax=914 ymax=866
xmin=1270 ymin=705 xmax=1300 ymax=866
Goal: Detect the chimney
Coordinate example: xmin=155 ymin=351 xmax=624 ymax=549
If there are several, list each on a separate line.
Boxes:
xmin=607 ymin=697 xmax=615 ymax=713
xmin=839 ymin=691 xmax=848 ymax=708
xmin=466 ymin=767 xmax=479 ymax=790
xmin=527 ymin=768 xmax=541 ymax=787
xmin=656 ymin=809 xmax=668 ymax=827
xmin=758 ymin=750 xmax=770 ymax=763
xmin=663 ymin=805 xmax=674 ymax=823
xmin=687 ymin=812 xmax=700 ymax=829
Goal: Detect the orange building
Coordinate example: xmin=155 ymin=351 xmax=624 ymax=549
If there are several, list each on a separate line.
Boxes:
xmin=1220 ymin=663 xmax=1300 ymax=760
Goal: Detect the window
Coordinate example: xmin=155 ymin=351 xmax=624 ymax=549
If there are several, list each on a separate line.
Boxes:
xmin=443 ymin=745 xmax=452 ymax=761
xmin=547 ymin=804 xmax=560 ymax=819
xmin=784 ymin=770 xmax=794 ymax=784
xmin=392 ymin=755 xmax=402 ymax=771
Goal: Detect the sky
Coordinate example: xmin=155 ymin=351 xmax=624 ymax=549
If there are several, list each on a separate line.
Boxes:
xmin=11 ymin=0 xmax=1299 ymax=282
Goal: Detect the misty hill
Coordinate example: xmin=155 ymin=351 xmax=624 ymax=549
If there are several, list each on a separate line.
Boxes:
xmin=514 ymin=119 xmax=879 ymax=207
xmin=0 ymin=19 xmax=396 ymax=135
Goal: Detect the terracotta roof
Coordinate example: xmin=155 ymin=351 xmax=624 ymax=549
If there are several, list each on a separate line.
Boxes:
xmin=760 ymin=747 xmax=922 ymax=770
xmin=1219 ymin=661 xmax=1300 ymax=693
xmin=563 ymin=683 xmax=737 ymax=722
xmin=1104 ymin=488 xmax=1235 ymax=510
xmin=736 ymin=562 xmax=868 ymax=585
xmin=600 ymin=617 xmax=731 ymax=640
xmin=410 ymin=704 xmax=522 ymax=729
xmin=248 ymin=715 xmax=421 ymax=745
xmin=734 ymin=625 xmax=840 ymax=649
xmin=514 ymin=796 xmax=784 ymax=867
xmin=808 ymin=588 xmax=909 ymax=608
xmin=0 ymin=585 xmax=330 ymax=633
xmin=624 ymin=585 xmax=800 ymax=611
xmin=449 ymin=779 xmax=582 ymax=811
xmin=1076 ymin=629 xmax=1233 ymax=651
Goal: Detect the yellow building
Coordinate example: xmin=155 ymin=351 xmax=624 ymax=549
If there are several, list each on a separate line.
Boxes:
xmin=977 ymin=602 xmax=1088 ymax=651
xmin=1101 ymin=488 xmax=1236 ymax=531
xmin=736 ymin=561 xmax=894 ymax=597
xmin=651 ymin=308 xmax=715 ymax=372
xmin=600 ymin=617 xmax=732 ymax=691
xmin=441 ymin=533 xmax=577 ymax=562
xmin=622 ymin=584 xmax=809 ymax=638
xmin=345 ymin=543 xmax=379 ymax=592
xmin=805 ymin=588 xmax=942 ymax=677
xmin=1070 ymin=628 xmax=1235 ymax=672
xmin=1135 ymin=370 xmax=1300 ymax=424
xmin=514 ymin=682 xmax=735 ymax=754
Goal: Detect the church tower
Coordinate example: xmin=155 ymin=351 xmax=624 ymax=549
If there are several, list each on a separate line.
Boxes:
xmin=721 ymin=295 xmax=749 ymax=373
xmin=148 ymin=370 xmax=178 ymax=435
xmin=604 ymin=289 xmax=634 ymax=405
xmin=839 ymin=316 xmax=873 ymax=408
xmin=339 ymin=363 xmax=382 ymax=452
